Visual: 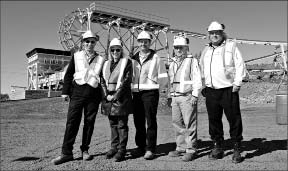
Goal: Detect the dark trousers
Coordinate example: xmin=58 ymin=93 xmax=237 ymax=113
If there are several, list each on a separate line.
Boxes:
xmin=62 ymin=96 xmax=100 ymax=155
xmin=205 ymin=87 xmax=243 ymax=143
xmin=132 ymin=90 xmax=159 ymax=152
xmin=108 ymin=115 xmax=129 ymax=151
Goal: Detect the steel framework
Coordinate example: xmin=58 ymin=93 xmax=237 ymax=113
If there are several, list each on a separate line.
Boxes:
xmin=58 ymin=2 xmax=287 ymax=66
xmin=57 ymin=1 xmax=287 ymax=83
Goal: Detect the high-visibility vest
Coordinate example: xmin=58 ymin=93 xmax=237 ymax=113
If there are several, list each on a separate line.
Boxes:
xmin=102 ymin=58 xmax=128 ymax=91
xmin=132 ymin=51 xmax=168 ymax=92
xmin=169 ymin=57 xmax=195 ymax=96
xmin=73 ymin=51 xmax=105 ymax=88
xmin=200 ymin=40 xmax=237 ymax=79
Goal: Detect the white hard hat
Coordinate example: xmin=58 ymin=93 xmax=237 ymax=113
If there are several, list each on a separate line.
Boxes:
xmin=109 ymin=38 xmax=122 ymax=48
xmin=137 ymin=31 xmax=152 ymax=40
xmin=207 ymin=21 xmax=225 ymax=32
xmin=82 ymin=30 xmax=99 ymax=40
xmin=173 ymin=36 xmax=189 ymax=46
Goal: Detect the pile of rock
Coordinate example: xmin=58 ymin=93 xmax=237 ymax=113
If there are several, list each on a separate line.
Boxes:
xmin=240 ymin=82 xmax=282 ymax=104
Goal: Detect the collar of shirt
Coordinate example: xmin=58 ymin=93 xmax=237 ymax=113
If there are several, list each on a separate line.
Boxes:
xmin=110 ymin=59 xmax=120 ymax=72
xmin=209 ymin=39 xmax=226 ymax=48
xmin=139 ymin=51 xmax=150 ymax=64
xmin=174 ymin=56 xmax=185 ymax=68
xmin=84 ymin=50 xmax=96 ymax=63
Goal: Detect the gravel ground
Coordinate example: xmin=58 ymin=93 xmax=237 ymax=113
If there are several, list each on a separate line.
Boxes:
xmin=0 ymin=82 xmax=287 ymax=170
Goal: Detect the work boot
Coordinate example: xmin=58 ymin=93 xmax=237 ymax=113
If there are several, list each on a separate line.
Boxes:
xmin=182 ymin=152 xmax=197 ymax=162
xmin=131 ymin=147 xmax=145 ymax=157
xmin=114 ymin=150 xmax=126 ymax=162
xmin=232 ymin=142 xmax=242 ymax=163
xmin=105 ymin=149 xmax=118 ymax=159
xmin=51 ymin=154 xmax=73 ymax=165
xmin=168 ymin=150 xmax=185 ymax=157
xmin=82 ymin=151 xmax=92 ymax=161
xmin=208 ymin=141 xmax=224 ymax=160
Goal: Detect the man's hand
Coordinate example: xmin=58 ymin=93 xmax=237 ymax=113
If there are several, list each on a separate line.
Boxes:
xmin=232 ymin=85 xmax=241 ymax=92
xmin=107 ymin=95 xmax=114 ymax=101
xmin=61 ymin=94 xmax=70 ymax=102
xmin=191 ymin=95 xmax=198 ymax=106
xmin=167 ymin=98 xmax=172 ymax=107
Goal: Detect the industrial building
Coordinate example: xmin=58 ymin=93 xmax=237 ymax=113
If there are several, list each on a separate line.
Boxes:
xmin=9 ymin=48 xmax=71 ymax=100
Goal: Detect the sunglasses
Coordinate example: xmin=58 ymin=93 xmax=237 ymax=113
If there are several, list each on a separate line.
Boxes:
xmin=110 ymin=49 xmax=121 ymax=53
xmin=209 ymin=31 xmax=222 ymax=35
xmin=174 ymin=46 xmax=184 ymax=50
xmin=85 ymin=40 xmax=96 ymax=44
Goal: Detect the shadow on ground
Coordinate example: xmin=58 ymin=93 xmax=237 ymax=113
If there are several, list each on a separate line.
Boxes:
xmin=140 ymin=138 xmax=288 ymax=161
xmin=12 ymin=157 xmax=40 ymax=162
xmin=239 ymin=138 xmax=287 ymax=159
xmin=74 ymin=152 xmax=106 ymax=161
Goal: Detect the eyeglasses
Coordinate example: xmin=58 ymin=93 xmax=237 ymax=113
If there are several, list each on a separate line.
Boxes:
xmin=174 ymin=46 xmax=184 ymax=50
xmin=110 ymin=49 xmax=121 ymax=53
xmin=85 ymin=40 xmax=96 ymax=44
xmin=209 ymin=31 xmax=222 ymax=35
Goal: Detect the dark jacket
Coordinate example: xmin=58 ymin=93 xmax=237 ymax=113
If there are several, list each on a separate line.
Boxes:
xmin=62 ymin=52 xmax=102 ymax=99
xmin=131 ymin=49 xmax=156 ymax=64
xmin=100 ymin=58 xmax=133 ymax=116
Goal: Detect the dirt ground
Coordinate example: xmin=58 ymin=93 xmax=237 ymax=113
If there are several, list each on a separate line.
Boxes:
xmin=0 ymin=82 xmax=287 ymax=170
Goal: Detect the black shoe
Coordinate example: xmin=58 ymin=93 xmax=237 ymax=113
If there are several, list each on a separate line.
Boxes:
xmin=51 ymin=154 xmax=73 ymax=165
xmin=208 ymin=141 xmax=224 ymax=160
xmin=131 ymin=147 xmax=145 ymax=157
xmin=105 ymin=149 xmax=118 ymax=159
xmin=114 ymin=150 xmax=126 ymax=162
xmin=208 ymin=148 xmax=224 ymax=160
xmin=232 ymin=149 xmax=242 ymax=163
xmin=232 ymin=142 xmax=242 ymax=163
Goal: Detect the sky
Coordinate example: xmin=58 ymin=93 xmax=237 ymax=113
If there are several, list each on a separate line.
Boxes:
xmin=1 ymin=1 xmax=287 ymax=94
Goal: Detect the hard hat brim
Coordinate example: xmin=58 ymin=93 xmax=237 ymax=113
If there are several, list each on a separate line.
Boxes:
xmin=83 ymin=35 xmax=99 ymax=41
xmin=137 ymin=38 xmax=151 ymax=41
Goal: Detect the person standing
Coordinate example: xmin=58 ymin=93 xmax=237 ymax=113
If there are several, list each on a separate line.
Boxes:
xmin=52 ymin=30 xmax=105 ymax=165
xmin=131 ymin=30 xmax=169 ymax=160
xmin=167 ymin=36 xmax=202 ymax=162
xmin=100 ymin=38 xmax=133 ymax=162
xmin=199 ymin=21 xmax=246 ymax=163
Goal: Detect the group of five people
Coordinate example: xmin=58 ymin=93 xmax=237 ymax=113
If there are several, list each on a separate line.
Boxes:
xmin=52 ymin=21 xmax=246 ymax=165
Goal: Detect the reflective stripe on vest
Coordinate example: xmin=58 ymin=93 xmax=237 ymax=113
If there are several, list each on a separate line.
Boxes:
xmin=132 ymin=54 xmax=167 ymax=91
xmin=170 ymin=57 xmax=194 ymax=95
xmin=102 ymin=58 xmax=128 ymax=91
xmin=73 ymin=51 xmax=105 ymax=88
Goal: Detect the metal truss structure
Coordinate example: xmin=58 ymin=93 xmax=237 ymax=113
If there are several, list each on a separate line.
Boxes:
xmin=58 ymin=2 xmax=287 ymax=67
xmin=58 ymin=2 xmax=170 ymax=62
xmin=57 ymin=1 xmax=288 ymax=85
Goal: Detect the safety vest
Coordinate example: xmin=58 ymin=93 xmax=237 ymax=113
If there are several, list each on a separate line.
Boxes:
xmin=131 ymin=51 xmax=168 ymax=92
xmin=102 ymin=58 xmax=128 ymax=91
xmin=169 ymin=56 xmax=194 ymax=96
xmin=200 ymin=40 xmax=237 ymax=79
xmin=73 ymin=51 xmax=105 ymax=88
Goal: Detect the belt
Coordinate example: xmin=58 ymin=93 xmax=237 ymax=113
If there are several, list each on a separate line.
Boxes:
xmin=207 ymin=86 xmax=232 ymax=90
xmin=170 ymin=92 xmax=191 ymax=97
xmin=108 ymin=91 xmax=116 ymax=95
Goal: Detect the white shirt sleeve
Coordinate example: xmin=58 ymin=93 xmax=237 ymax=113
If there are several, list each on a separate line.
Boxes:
xmin=233 ymin=47 xmax=247 ymax=86
xmin=191 ymin=58 xmax=203 ymax=97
